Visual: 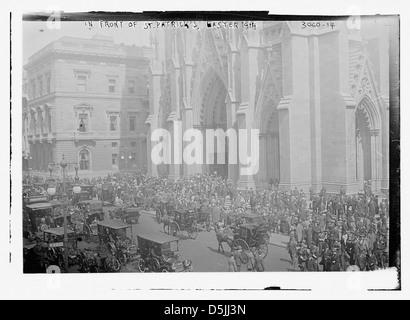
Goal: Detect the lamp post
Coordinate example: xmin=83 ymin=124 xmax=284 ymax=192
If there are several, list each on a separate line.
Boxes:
xmin=25 ymin=154 xmax=33 ymax=178
xmin=120 ymin=147 xmax=132 ymax=204
xmin=47 ymin=155 xmax=81 ymax=272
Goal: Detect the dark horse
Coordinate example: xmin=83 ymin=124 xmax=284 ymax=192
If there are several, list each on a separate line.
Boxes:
xmin=214 ymin=223 xmax=234 ymax=253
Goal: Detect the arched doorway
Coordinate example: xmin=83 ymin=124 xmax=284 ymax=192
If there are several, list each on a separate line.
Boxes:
xmin=355 ymin=96 xmax=382 ymax=192
xmin=200 ymin=70 xmax=228 ymax=178
xmin=257 ymin=100 xmax=281 ymax=186
xmin=78 ymin=148 xmax=91 ymax=171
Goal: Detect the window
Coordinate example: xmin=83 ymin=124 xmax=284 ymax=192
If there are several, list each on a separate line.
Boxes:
xmin=108 ymin=79 xmax=116 ymax=93
xmin=78 ymin=113 xmax=88 ymax=132
xmin=128 ymin=80 xmax=135 ymax=94
xmin=46 ymin=75 xmax=51 ymax=93
xmin=129 ymin=116 xmax=136 ymax=131
xmin=31 ymin=82 xmax=36 ymax=99
xmin=79 ymin=149 xmax=90 ymax=170
xmin=131 ymin=153 xmax=137 ymax=165
xmin=109 ymin=115 xmax=118 ymax=131
xmin=112 ymin=154 xmax=118 ymax=166
xmin=111 ymin=142 xmax=118 ymax=148
xmin=77 ymin=75 xmax=87 ymax=92
xmin=38 ymin=78 xmax=43 ymax=96
xmin=131 ymin=141 xmax=137 ymax=148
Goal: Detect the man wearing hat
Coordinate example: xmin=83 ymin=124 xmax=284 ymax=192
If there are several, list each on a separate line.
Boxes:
xmin=296 ymin=220 xmax=304 ymax=244
xmin=329 ymin=246 xmax=341 ymax=271
xmin=253 ymin=248 xmax=264 ymax=272
xmin=233 ymin=246 xmax=244 ymax=272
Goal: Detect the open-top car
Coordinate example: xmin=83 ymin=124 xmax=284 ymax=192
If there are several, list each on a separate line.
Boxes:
xmin=136 ymin=232 xmax=193 ymax=273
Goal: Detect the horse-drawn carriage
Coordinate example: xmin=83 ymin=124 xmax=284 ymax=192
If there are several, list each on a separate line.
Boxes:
xmin=163 ymin=206 xmax=199 ymax=239
xmin=193 ymin=205 xmax=212 ymax=232
xmin=215 ymin=220 xmax=270 ymax=258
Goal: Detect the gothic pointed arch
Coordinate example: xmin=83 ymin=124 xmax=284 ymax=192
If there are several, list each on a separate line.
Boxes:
xmin=191 ymin=29 xmax=229 ymax=126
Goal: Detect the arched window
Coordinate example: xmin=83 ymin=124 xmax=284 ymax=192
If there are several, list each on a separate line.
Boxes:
xmin=79 ymin=149 xmax=91 ymax=171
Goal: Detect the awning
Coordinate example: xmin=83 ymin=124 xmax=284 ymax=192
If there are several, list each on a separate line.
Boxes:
xmin=43 ymin=227 xmax=75 ymax=236
xmin=97 ymin=219 xmax=131 ymax=230
xmin=49 ymin=200 xmax=62 ymax=207
xmin=25 ymin=203 xmax=52 ymax=210
xmin=137 ymin=231 xmax=179 ymax=244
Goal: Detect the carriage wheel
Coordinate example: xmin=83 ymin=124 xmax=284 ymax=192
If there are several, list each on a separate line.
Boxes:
xmin=107 ymin=257 xmax=121 ymax=272
xmin=138 ymin=259 xmax=146 ymax=273
xmin=232 ymin=239 xmax=249 ymax=251
xmin=259 ymin=243 xmax=269 ymax=259
xmin=117 ymin=251 xmax=127 ymax=266
xmin=170 ymin=222 xmax=180 ymax=237
xmin=188 ymin=221 xmax=198 ymax=239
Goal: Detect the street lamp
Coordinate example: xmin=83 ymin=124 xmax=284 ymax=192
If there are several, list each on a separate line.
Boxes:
xmin=120 ymin=147 xmax=133 ymax=172
xmin=47 ymin=155 xmax=81 ymax=272
xmin=25 ymin=154 xmax=33 ymax=177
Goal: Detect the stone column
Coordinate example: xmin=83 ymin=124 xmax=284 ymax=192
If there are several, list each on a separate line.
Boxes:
xmin=370 ymin=129 xmax=381 ymax=192
xmin=146 ymin=60 xmax=163 ymax=177
xmin=357 ymin=129 xmax=364 ymax=191
xmin=236 ymin=29 xmax=260 ymax=190
xmin=257 ymin=133 xmax=267 ymax=186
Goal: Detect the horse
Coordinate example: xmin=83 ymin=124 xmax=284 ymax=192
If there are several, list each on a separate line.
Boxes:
xmin=214 ymin=223 xmax=234 ymax=254
xmin=162 ymin=214 xmax=173 ymax=234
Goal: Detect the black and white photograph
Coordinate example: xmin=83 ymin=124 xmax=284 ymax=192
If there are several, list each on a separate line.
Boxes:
xmin=3 ymin=1 xmax=407 ymax=300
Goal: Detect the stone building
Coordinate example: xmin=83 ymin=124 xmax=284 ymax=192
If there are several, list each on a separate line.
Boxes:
xmin=146 ymin=19 xmax=391 ymax=194
xmin=23 ymin=35 xmax=152 ymax=175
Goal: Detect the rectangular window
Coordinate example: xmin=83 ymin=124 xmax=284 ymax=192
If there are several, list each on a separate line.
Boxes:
xmin=38 ymin=79 xmax=43 ymax=96
xmin=111 ymin=142 xmax=118 ymax=148
xmin=77 ymin=75 xmax=87 ymax=92
xmin=129 ymin=116 xmax=136 ymax=131
xmin=78 ymin=114 xmax=88 ymax=132
xmin=31 ymin=83 xmax=36 ymax=99
xmin=130 ymin=141 xmax=137 ymax=148
xmin=128 ymin=80 xmax=135 ymax=94
xmin=108 ymin=79 xmax=116 ymax=93
xmin=112 ymin=154 xmax=118 ymax=166
xmin=109 ymin=115 xmax=118 ymax=131
xmin=46 ymin=76 xmax=51 ymax=93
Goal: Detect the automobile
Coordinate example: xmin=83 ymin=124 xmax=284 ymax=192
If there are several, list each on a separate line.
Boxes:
xmin=77 ymin=199 xmax=105 ymax=223
xmin=136 ymin=232 xmax=193 ymax=273
xmin=40 ymin=227 xmax=79 ymax=272
xmin=96 ymin=219 xmax=134 ymax=265
xmin=121 ymin=207 xmax=141 ymax=225
xmin=24 ymin=201 xmax=53 ymax=234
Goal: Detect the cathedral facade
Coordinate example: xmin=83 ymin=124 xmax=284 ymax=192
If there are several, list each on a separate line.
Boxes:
xmin=146 ymin=20 xmax=390 ymax=194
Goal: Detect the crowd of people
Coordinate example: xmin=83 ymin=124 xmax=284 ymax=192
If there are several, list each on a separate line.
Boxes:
xmin=23 ymin=172 xmax=389 ymax=272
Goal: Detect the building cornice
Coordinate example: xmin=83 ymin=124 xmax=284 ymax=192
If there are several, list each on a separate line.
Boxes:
xmin=25 ymin=49 xmax=151 ymax=71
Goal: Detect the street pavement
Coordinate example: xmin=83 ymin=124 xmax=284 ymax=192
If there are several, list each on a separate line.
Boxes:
xmin=70 ymin=210 xmax=293 ymax=273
